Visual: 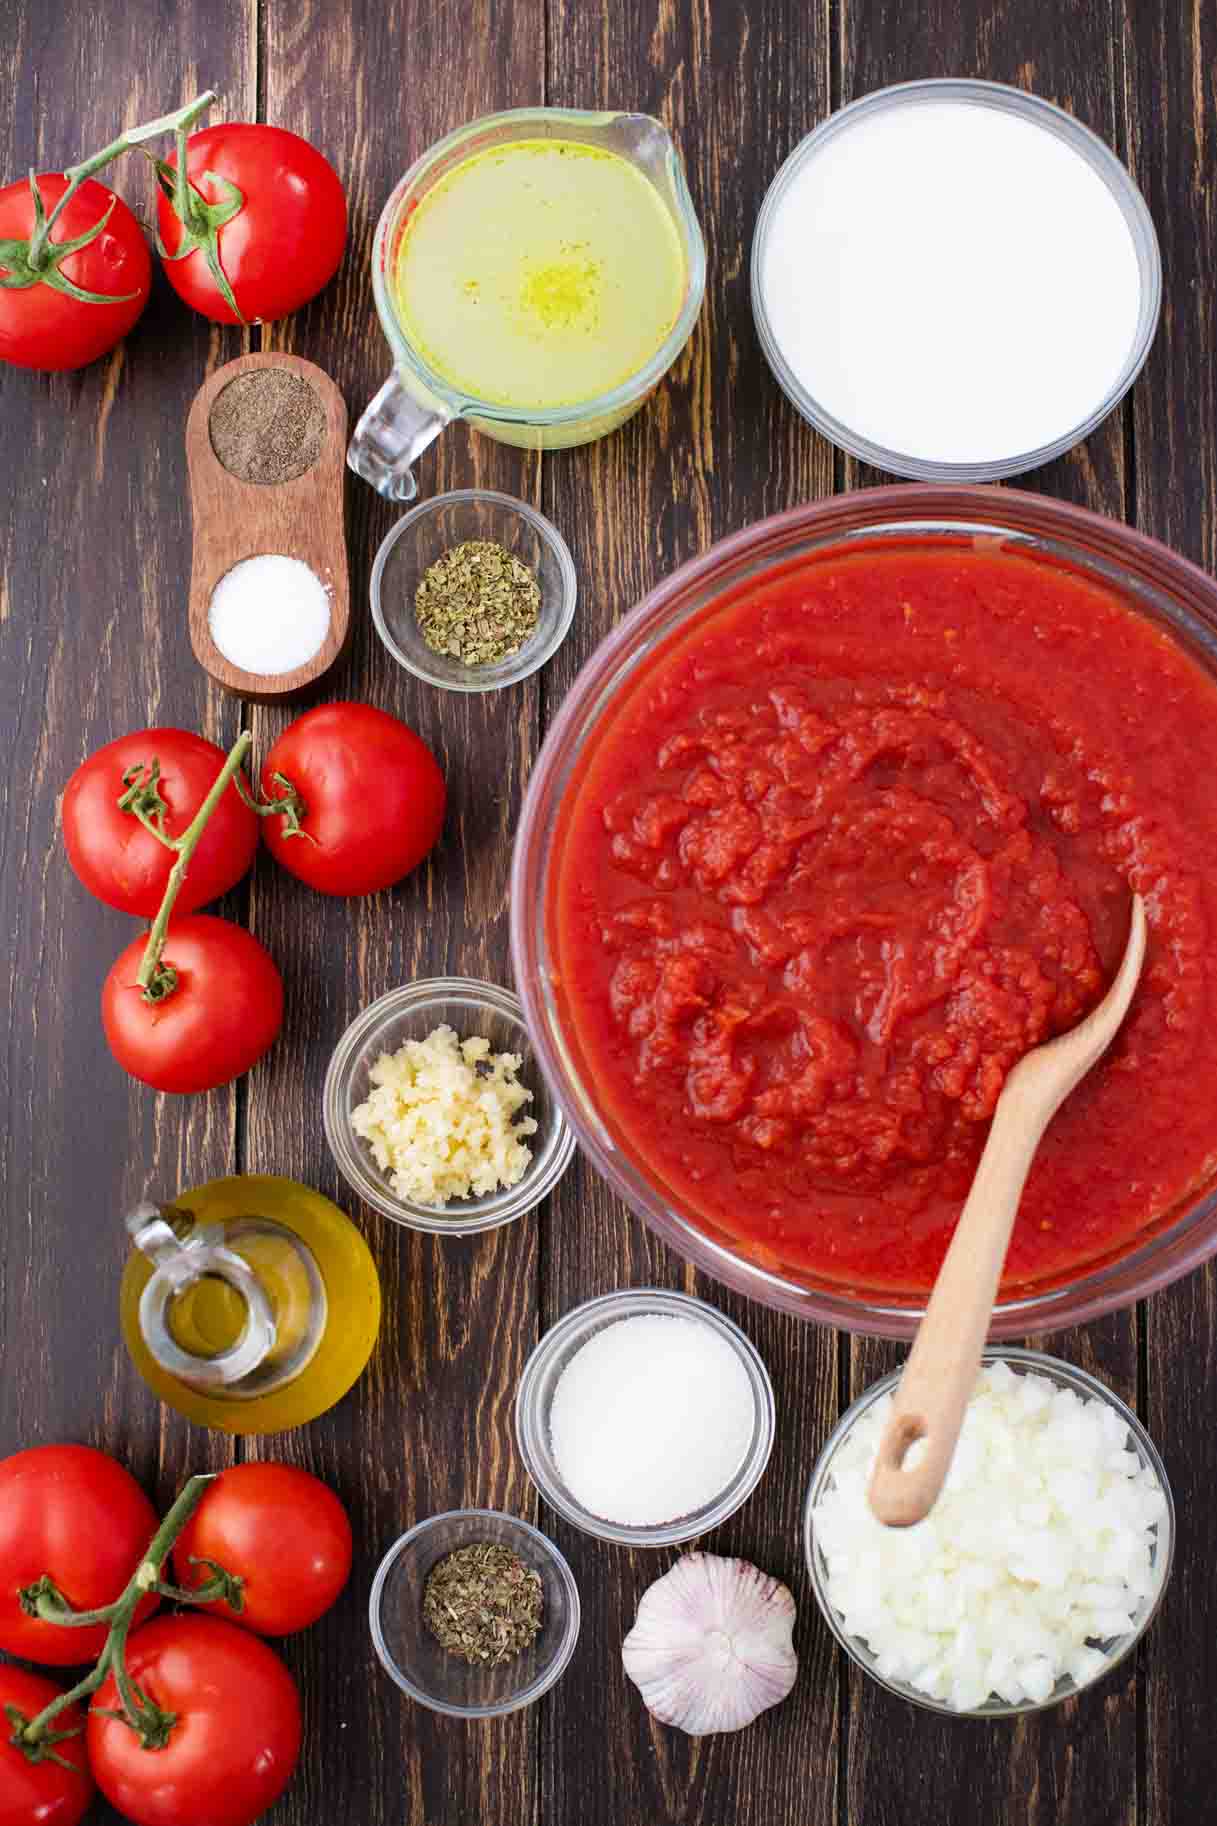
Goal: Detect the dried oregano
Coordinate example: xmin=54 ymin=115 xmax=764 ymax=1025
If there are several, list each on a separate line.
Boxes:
xmin=422 ymin=1541 xmax=544 ymax=1666
xmin=414 ymin=540 xmax=541 ymax=667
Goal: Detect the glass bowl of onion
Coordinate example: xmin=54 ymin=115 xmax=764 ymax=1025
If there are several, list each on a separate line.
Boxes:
xmin=803 ymin=1348 xmax=1174 ymax=1717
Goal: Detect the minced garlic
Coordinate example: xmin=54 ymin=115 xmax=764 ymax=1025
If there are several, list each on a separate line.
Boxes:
xmin=351 ymin=1024 xmax=537 ymax=1207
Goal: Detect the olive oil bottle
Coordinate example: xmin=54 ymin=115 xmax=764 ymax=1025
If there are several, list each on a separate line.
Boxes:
xmin=120 ymin=1175 xmax=381 ymax=1434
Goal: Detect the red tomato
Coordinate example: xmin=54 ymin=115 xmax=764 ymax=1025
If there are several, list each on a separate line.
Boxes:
xmin=156 ymin=124 xmax=346 ymax=325
xmin=88 ymin=1615 xmax=301 ymax=1826
xmin=63 ymin=728 xmax=258 ymax=918
xmin=0 ymin=1445 xmax=158 ymax=1666
xmin=172 ymin=1462 xmax=352 ymax=1635
xmin=0 ymin=175 xmax=150 ymax=371
xmin=260 ymin=702 xmax=445 ymax=896
xmin=0 ymin=1665 xmax=94 ymax=1826
xmin=102 ymin=915 xmax=283 ymax=1094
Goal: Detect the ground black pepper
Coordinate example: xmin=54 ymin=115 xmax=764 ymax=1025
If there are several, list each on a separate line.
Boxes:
xmin=209 ymin=369 xmax=327 ymax=485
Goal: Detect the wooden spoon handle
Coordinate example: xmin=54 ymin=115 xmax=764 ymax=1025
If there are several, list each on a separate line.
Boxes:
xmin=866 ymin=1100 xmax=1041 ymax=1527
xmin=867 ymin=896 xmax=1146 ymax=1529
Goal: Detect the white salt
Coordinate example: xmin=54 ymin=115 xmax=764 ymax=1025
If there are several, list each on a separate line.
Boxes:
xmin=549 ymin=1314 xmax=755 ymax=1527
xmin=208 ymin=553 xmax=330 ymax=677
xmin=758 ymin=99 xmax=1145 ymax=466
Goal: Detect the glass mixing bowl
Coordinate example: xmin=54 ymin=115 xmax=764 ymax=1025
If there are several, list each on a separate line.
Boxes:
xmin=509 ymin=485 xmax=1217 ymax=1339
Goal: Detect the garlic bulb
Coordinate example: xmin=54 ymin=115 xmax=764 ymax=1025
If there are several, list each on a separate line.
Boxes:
xmin=622 ymin=1552 xmax=798 ymax=1735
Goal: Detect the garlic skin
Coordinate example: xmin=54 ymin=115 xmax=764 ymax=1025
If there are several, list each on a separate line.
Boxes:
xmin=622 ymin=1552 xmax=798 ymax=1735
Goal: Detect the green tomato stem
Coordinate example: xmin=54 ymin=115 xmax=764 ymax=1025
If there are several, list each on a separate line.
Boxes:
xmin=172 ymin=118 xmax=193 ymax=225
xmin=16 ymin=1473 xmax=220 ymax=1751
xmin=233 ymin=769 xmax=316 ymax=844
xmin=3 ymin=1703 xmax=86 ymax=1773
xmin=10 ymin=1645 xmax=113 ymax=1750
xmin=26 ymin=1580 xmax=119 ymax=1629
xmin=153 ymin=1556 xmax=245 ymax=1611
xmin=135 ymin=729 xmax=252 ymax=998
xmin=117 ymin=757 xmax=175 ymax=850
xmin=107 ymin=1606 xmax=163 ymax=1741
xmin=27 ymin=89 xmax=217 ymax=269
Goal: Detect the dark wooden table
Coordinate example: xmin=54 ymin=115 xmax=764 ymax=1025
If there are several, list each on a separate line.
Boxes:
xmin=2 ymin=2 xmax=1214 ymax=1822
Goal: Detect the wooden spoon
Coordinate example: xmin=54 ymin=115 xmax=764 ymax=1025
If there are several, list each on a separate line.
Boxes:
xmin=867 ymin=894 xmax=1148 ymax=1529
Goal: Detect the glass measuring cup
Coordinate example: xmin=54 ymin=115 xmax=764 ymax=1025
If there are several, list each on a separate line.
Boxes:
xmin=347 ymin=108 xmax=707 ymax=501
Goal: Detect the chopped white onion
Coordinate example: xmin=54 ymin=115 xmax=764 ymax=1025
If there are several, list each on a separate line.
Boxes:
xmin=812 ymin=1362 xmax=1168 ymax=1712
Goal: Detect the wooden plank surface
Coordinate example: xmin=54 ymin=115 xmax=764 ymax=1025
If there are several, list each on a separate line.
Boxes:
xmin=1125 ymin=0 xmax=1217 ymax=1821
xmin=0 ymin=2 xmax=1213 ymax=1824
xmin=253 ymin=3 xmax=545 ymax=1824
xmin=0 ymin=13 xmax=254 ymax=1826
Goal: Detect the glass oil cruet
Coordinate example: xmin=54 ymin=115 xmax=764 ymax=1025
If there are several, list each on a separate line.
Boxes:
xmin=119 ymin=1174 xmax=381 ymax=1434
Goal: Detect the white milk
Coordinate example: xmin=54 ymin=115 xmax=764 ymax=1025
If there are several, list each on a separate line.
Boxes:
xmin=758 ymin=100 xmax=1145 ymax=466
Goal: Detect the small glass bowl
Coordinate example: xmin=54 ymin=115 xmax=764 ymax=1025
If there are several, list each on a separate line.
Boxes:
xmin=804 ymin=1348 xmax=1174 ymax=1717
xmin=322 ymin=977 xmax=575 ymax=1234
xmin=370 ymin=489 xmax=577 ymax=691
xmin=369 ymin=1508 xmax=581 ymax=1718
xmin=516 ymin=1287 xmax=776 ymax=1547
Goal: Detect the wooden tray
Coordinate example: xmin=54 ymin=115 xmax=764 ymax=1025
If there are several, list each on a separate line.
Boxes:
xmin=186 ymin=351 xmax=350 ymax=702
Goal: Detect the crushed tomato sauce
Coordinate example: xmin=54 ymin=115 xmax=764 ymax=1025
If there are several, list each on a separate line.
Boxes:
xmin=549 ymin=540 xmax=1217 ymax=1297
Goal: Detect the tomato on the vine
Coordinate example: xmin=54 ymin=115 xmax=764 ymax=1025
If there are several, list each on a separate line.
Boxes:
xmin=0 ymin=1445 xmax=158 ymax=1666
xmin=102 ymin=915 xmax=283 ymax=1094
xmin=0 ymin=175 xmax=150 ymax=372
xmin=63 ymin=728 xmax=258 ymax=918
xmin=88 ymin=1615 xmax=302 ymax=1826
xmin=156 ymin=124 xmax=346 ymax=325
xmin=172 ymin=1462 xmax=352 ymax=1636
xmin=0 ymin=1665 xmax=94 ymax=1826
xmin=260 ymin=702 xmax=446 ymax=896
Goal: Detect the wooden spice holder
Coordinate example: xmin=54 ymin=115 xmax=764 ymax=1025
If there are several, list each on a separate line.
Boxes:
xmin=186 ymin=351 xmax=350 ymax=702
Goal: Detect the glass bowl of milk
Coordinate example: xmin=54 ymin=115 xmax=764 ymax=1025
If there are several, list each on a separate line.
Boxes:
xmin=751 ymin=79 xmax=1161 ymax=481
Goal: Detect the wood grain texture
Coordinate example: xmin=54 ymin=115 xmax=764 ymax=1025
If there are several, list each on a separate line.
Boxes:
xmin=1124 ymin=1 xmax=1217 ymax=1821
xmin=1 ymin=1 xmax=1211 ymax=1824
xmin=251 ymin=2 xmax=545 ymax=1824
xmin=540 ymin=5 xmax=840 ymax=1826
xmin=186 ymin=352 xmax=350 ymax=699
xmin=840 ymin=4 xmax=1139 ymax=1824
xmin=0 ymin=9 xmax=253 ymax=1824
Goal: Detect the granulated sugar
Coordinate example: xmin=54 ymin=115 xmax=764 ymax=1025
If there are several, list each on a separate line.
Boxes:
xmin=758 ymin=98 xmax=1145 ymax=467
xmin=549 ymin=1314 xmax=754 ymax=1526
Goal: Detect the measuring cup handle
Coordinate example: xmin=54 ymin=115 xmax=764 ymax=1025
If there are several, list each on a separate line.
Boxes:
xmin=347 ymin=373 xmax=451 ymax=501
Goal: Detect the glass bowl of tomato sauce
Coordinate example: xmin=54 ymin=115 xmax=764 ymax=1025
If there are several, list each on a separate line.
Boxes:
xmin=510 ymin=485 xmax=1217 ymax=1339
